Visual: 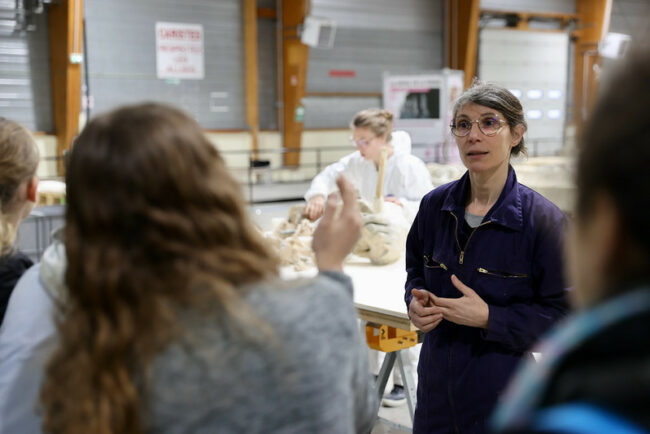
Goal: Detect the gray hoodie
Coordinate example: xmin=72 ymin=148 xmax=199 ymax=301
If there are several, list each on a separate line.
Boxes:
xmin=0 ymin=235 xmax=65 ymax=434
xmin=0 ymin=238 xmax=377 ymax=433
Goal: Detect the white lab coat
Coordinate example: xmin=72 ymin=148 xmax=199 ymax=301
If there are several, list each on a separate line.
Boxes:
xmin=304 ymin=130 xmax=433 ymax=221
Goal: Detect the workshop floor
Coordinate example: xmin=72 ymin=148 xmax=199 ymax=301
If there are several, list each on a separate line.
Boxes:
xmin=373 ymin=405 xmax=412 ymax=433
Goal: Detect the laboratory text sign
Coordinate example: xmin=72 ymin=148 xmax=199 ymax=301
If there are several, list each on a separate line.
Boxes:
xmin=156 ymin=22 xmax=204 ymax=80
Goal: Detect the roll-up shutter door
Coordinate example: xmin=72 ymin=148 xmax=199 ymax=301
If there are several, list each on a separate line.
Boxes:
xmin=84 ymin=0 xmax=244 ymax=129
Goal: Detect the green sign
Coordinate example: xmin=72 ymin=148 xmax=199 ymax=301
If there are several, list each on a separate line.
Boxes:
xmin=295 ymin=105 xmax=305 ymax=122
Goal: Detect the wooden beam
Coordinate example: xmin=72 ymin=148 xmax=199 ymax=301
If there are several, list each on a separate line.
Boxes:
xmin=446 ymin=0 xmax=480 ymax=89
xmin=48 ymin=0 xmax=83 ymax=175
xmin=244 ymin=0 xmax=260 ymax=161
xmin=573 ymin=0 xmax=612 ymax=125
xmin=281 ymin=0 xmax=309 ymax=167
xmin=257 ymin=7 xmax=277 ymax=20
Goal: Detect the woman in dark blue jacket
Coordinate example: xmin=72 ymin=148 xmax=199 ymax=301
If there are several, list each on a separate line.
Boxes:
xmin=405 ymin=81 xmax=569 ymax=433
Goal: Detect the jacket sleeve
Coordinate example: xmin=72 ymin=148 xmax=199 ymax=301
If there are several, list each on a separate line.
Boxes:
xmin=482 ymin=217 xmax=570 ymax=352
xmin=404 ymin=198 xmax=428 ymax=310
xmin=352 ymin=319 xmax=380 ymax=434
xmin=320 ymin=271 xmax=379 ymax=433
xmin=304 ymin=152 xmax=357 ymax=202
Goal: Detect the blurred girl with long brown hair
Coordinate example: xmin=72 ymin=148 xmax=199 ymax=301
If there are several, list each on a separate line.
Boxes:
xmin=40 ymin=103 xmax=377 ymax=433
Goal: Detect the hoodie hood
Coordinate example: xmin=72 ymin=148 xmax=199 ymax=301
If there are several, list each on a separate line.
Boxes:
xmin=390 ymin=130 xmax=412 ymax=156
xmin=39 ymin=227 xmax=67 ymax=307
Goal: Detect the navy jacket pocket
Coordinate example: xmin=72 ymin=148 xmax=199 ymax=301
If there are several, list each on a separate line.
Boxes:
xmin=474 ymin=266 xmax=532 ymax=305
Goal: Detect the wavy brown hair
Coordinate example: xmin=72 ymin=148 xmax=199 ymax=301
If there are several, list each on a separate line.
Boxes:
xmin=41 ymin=103 xmax=279 ymax=434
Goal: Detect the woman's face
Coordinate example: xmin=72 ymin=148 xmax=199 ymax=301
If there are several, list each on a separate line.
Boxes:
xmin=351 ymin=127 xmax=387 ymax=163
xmin=453 ymin=103 xmax=522 ymax=175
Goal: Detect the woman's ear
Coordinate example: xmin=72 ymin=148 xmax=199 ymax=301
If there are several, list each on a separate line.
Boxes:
xmin=27 ymin=175 xmax=39 ymax=203
xmin=510 ymin=124 xmax=525 ymax=147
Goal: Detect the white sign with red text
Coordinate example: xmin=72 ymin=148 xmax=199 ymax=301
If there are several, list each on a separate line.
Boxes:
xmin=156 ymin=22 xmax=204 ymax=80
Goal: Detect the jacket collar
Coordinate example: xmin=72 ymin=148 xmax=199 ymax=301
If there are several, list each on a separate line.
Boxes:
xmin=441 ymin=165 xmax=524 ymax=231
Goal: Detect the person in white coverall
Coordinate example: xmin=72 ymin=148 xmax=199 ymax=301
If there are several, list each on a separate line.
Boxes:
xmin=304 ymin=108 xmax=433 ymax=407
xmin=304 ymin=108 xmax=432 ymax=223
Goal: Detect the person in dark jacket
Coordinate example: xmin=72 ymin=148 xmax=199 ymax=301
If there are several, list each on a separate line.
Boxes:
xmin=0 ymin=118 xmax=39 ymax=324
xmin=405 ymin=80 xmax=569 ymax=433
xmin=491 ymin=46 xmax=650 ymax=433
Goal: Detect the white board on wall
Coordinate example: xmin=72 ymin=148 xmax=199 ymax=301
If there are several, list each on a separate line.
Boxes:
xmin=383 ymin=69 xmax=463 ymax=163
xmin=155 ymin=22 xmax=204 ymax=80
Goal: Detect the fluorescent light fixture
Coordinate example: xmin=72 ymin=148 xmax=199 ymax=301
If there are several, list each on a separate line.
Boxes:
xmin=547 ymin=90 xmax=562 ymax=99
xmin=526 ymin=89 xmax=543 ymax=100
xmin=547 ymin=109 xmax=562 ymax=119
xmin=527 ymin=109 xmax=543 ymax=119
xmin=509 ymin=89 xmax=522 ymax=98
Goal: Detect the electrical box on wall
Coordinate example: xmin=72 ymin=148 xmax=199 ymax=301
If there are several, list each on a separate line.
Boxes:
xmin=599 ymin=32 xmax=631 ymax=59
xmin=301 ymin=16 xmax=336 ymax=49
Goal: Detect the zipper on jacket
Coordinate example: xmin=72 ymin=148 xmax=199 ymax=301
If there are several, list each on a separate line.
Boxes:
xmin=424 ymin=255 xmax=448 ymax=270
xmin=477 ymin=267 xmax=528 ymax=278
xmin=450 ymin=212 xmax=492 ymax=265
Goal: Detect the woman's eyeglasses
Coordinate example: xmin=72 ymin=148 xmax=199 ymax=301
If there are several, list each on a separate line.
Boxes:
xmin=450 ymin=115 xmax=506 ymax=137
xmin=349 ymin=136 xmax=372 ymax=148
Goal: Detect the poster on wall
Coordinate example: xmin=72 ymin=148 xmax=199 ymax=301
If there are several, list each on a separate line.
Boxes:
xmin=156 ymin=22 xmax=204 ymax=80
xmin=383 ymin=70 xmax=463 ymax=163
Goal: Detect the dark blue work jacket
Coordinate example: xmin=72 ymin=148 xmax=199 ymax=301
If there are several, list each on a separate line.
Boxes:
xmin=405 ymin=167 xmax=569 ymax=434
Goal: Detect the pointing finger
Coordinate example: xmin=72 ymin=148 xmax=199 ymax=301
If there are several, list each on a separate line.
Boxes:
xmin=411 ymin=288 xmax=431 ymax=302
xmin=430 ymin=293 xmax=455 ymax=308
xmin=336 ymin=175 xmax=359 ymax=215
xmin=319 ymin=192 xmax=338 ymax=227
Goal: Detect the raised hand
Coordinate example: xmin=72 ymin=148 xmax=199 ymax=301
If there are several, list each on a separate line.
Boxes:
xmin=430 ymin=275 xmax=489 ymax=329
xmin=312 ymin=176 xmax=362 ymax=272
xmin=409 ymin=288 xmax=444 ymax=332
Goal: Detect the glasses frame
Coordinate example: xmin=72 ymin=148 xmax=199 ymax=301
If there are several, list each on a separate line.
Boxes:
xmin=450 ymin=116 xmax=507 ymax=137
xmin=349 ymin=135 xmax=373 ymax=148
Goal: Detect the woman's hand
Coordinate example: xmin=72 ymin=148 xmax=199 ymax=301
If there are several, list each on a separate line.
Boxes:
xmin=430 ymin=275 xmax=489 ymax=329
xmin=312 ymin=176 xmax=362 ymax=272
xmin=409 ymin=288 xmax=444 ymax=332
xmin=305 ymin=195 xmax=326 ymax=221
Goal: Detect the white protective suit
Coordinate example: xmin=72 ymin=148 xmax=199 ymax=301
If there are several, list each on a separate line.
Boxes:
xmin=305 ymin=131 xmax=430 ymax=394
xmin=303 ymin=131 xmax=433 ymax=221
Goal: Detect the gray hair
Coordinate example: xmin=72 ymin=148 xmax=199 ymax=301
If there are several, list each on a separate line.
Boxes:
xmin=452 ymin=79 xmax=528 ymax=157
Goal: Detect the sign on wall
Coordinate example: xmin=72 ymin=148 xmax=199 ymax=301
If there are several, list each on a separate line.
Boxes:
xmin=155 ymin=22 xmax=204 ymax=80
